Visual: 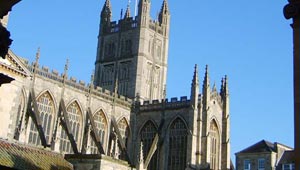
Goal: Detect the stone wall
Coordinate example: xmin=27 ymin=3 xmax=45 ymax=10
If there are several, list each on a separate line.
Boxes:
xmin=66 ymin=155 xmax=135 ymax=170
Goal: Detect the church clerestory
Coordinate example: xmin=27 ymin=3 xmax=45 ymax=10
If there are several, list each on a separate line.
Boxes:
xmin=0 ymin=0 xmax=231 ymax=170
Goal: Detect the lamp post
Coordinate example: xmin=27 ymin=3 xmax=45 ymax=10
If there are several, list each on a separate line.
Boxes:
xmin=284 ymin=1 xmax=300 ymax=169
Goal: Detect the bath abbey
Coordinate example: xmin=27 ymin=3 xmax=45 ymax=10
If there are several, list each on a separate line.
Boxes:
xmin=0 ymin=0 xmax=231 ymax=169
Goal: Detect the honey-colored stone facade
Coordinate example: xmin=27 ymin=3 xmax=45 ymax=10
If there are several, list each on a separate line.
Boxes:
xmin=0 ymin=1 xmax=231 ymax=170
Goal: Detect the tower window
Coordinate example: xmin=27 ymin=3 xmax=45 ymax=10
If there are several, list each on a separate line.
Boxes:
xmin=157 ymin=45 xmax=161 ymax=59
xmin=104 ymin=42 xmax=115 ymax=58
xmin=125 ymin=40 xmax=132 ymax=54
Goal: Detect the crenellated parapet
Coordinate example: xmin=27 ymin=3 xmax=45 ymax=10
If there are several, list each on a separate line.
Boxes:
xmin=148 ymin=20 xmax=165 ymax=35
xmin=24 ymin=61 xmax=132 ymax=107
xmin=100 ymin=0 xmax=169 ymax=36
xmin=103 ymin=18 xmax=138 ymax=35
xmin=138 ymin=96 xmax=190 ymax=112
xmin=101 ymin=15 xmax=166 ymax=36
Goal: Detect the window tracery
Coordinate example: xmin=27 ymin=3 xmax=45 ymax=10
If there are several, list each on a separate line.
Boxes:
xmin=59 ymin=101 xmax=82 ymax=153
xmin=168 ymin=118 xmax=187 ymax=170
xmin=140 ymin=121 xmax=158 ymax=170
xmin=210 ymin=120 xmax=220 ymax=170
xmin=28 ymin=92 xmax=54 ymax=146
xmin=14 ymin=92 xmax=25 ymax=140
xmin=89 ymin=110 xmax=107 ymax=154
xmin=117 ymin=117 xmax=129 ymax=160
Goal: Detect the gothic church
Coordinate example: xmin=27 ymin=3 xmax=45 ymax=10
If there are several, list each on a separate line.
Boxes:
xmin=0 ymin=0 xmax=231 ymax=169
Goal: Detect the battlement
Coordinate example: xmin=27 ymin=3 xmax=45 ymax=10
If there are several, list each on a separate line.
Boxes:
xmin=25 ymin=62 xmax=132 ymax=106
xmin=104 ymin=17 xmax=138 ymax=34
xmin=139 ymin=96 xmax=190 ymax=111
xmin=148 ymin=19 xmax=164 ymax=34
xmin=103 ymin=17 xmax=165 ymax=36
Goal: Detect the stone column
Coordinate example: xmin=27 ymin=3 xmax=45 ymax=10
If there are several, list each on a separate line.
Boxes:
xmin=284 ymin=1 xmax=300 ymax=169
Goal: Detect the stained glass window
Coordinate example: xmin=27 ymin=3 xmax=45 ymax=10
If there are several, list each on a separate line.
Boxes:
xmin=28 ymin=92 xmax=54 ymax=146
xmin=59 ymin=101 xmax=82 ymax=153
xmin=168 ymin=118 xmax=187 ymax=170
xmin=90 ymin=110 xmax=107 ymax=154
xmin=140 ymin=121 xmax=158 ymax=170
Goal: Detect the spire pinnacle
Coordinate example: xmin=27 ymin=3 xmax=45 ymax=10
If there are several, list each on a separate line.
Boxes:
xmin=192 ymin=64 xmax=199 ymax=85
xmin=191 ymin=64 xmax=199 ymax=105
xmin=114 ymin=76 xmax=119 ymax=97
xmin=90 ymin=70 xmax=95 ymax=89
xmin=160 ymin=0 xmax=169 ymax=14
xmin=203 ymin=65 xmax=210 ymax=88
xmin=33 ymin=47 xmax=40 ymax=74
xmin=101 ymin=0 xmax=112 ymax=21
xmin=138 ymin=141 xmax=144 ymax=170
xmin=212 ymin=82 xmax=217 ymax=92
xmin=124 ymin=4 xmax=131 ymax=19
xmin=224 ymin=75 xmax=229 ymax=95
xmin=34 ymin=47 xmax=40 ymax=67
xmin=103 ymin=0 xmax=111 ymax=9
xmin=220 ymin=77 xmax=224 ymax=95
xmin=63 ymin=58 xmax=69 ymax=79
xmin=159 ymin=0 xmax=169 ymax=24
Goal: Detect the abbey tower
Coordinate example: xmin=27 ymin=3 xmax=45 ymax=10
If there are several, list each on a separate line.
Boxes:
xmin=94 ymin=0 xmax=170 ymax=101
xmin=0 ymin=0 xmax=231 ymax=170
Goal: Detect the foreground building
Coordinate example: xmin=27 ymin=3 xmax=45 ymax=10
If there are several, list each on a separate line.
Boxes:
xmin=235 ymin=140 xmax=293 ymax=170
xmin=0 ymin=0 xmax=231 ymax=169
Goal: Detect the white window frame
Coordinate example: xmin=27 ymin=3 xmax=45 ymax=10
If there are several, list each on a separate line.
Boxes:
xmin=283 ymin=163 xmax=295 ymax=170
xmin=244 ymin=159 xmax=251 ymax=170
xmin=258 ymin=158 xmax=265 ymax=170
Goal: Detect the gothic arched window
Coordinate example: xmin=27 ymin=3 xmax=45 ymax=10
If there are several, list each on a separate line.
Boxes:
xmin=28 ymin=91 xmax=55 ymax=146
xmin=168 ymin=118 xmax=188 ymax=170
xmin=59 ymin=101 xmax=82 ymax=153
xmin=14 ymin=91 xmax=26 ymax=140
xmin=117 ymin=117 xmax=130 ymax=160
xmin=89 ymin=110 xmax=107 ymax=154
xmin=140 ymin=120 xmax=158 ymax=170
xmin=210 ymin=120 xmax=220 ymax=170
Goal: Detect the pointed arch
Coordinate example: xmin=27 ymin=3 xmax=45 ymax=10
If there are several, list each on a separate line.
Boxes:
xmin=66 ymin=99 xmax=84 ymax=118
xmin=209 ymin=119 xmax=220 ymax=170
xmin=59 ymin=100 xmax=83 ymax=153
xmin=89 ymin=109 xmax=108 ymax=154
xmin=209 ymin=116 xmax=221 ymax=134
xmin=36 ymin=89 xmax=58 ymax=110
xmin=116 ymin=117 xmax=130 ymax=160
xmin=167 ymin=115 xmax=189 ymax=130
xmin=14 ymin=87 xmax=27 ymax=140
xmin=140 ymin=120 xmax=158 ymax=170
xmin=139 ymin=119 xmax=158 ymax=135
xmin=168 ymin=117 xmax=188 ymax=170
xmin=117 ymin=117 xmax=130 ymax=139
xmin=28 ymin=90 xmax=55 ymax=146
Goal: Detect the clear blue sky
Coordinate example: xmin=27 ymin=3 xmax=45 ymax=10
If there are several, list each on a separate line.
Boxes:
xmin=8 ymin=0 xmax=294 ymax=162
